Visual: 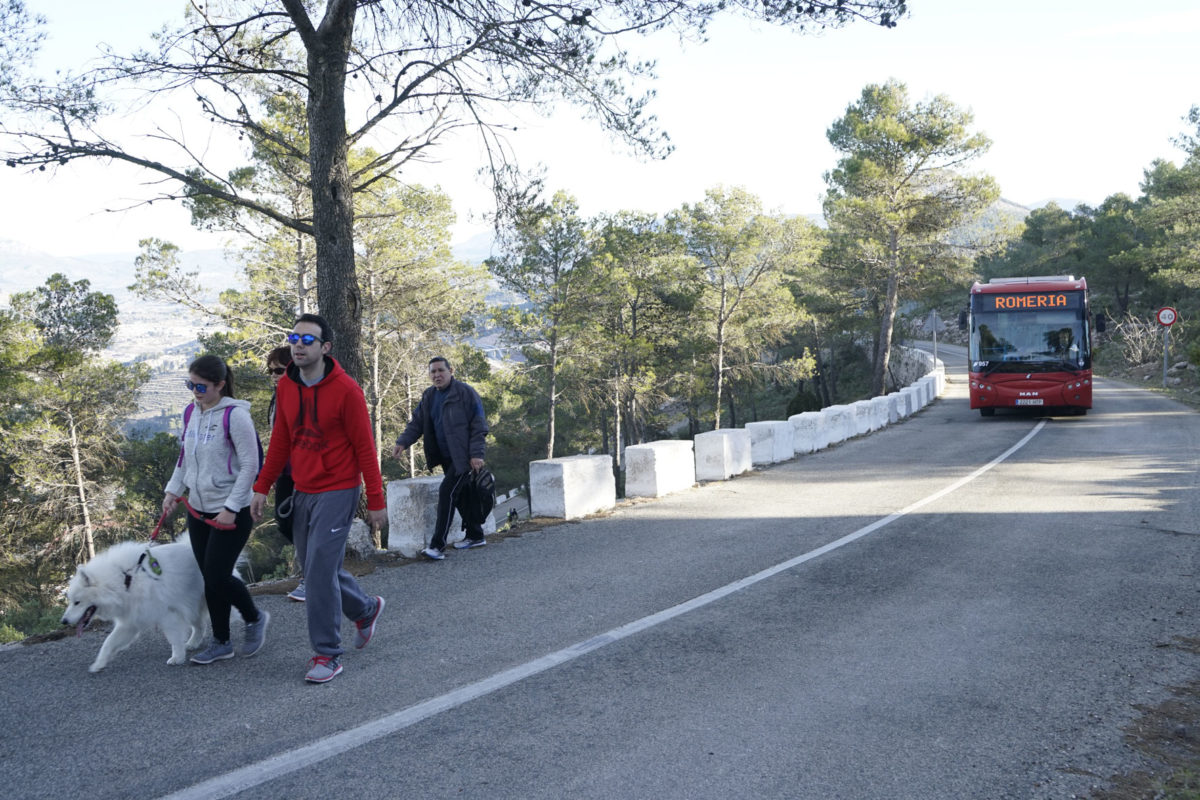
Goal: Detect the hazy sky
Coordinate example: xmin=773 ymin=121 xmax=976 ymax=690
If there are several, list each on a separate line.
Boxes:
xmin=4 ymin=0 xmax=1198 ymax=257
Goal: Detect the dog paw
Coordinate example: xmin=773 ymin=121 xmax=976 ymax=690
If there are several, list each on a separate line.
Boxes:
xmin=167 ymin=656 xmax=186 ymax=665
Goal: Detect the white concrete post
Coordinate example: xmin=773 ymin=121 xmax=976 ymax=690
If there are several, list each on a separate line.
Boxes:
xmin=694 ymin=428 xmax=753 ymax=481
xmin=852 ymin=400 xmax=873 ymax=436
xmin=530 ymin=455 xmax=616 ymax=519
xmin=885 ymin=393 xmax=902 ymax=424
xmin=747 ymin=420 xmax=793 ymax=465
xmin=625 ymin=440 xmax=696 ymax=498
xmin=822 ymin=404 xmax=855 ymax=446
xmin=869 ymin=396 xmax=890 ymax=431
xmin=788 ymin=411 xmax=822 ymax=455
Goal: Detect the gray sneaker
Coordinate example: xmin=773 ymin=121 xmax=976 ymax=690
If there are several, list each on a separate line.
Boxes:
xmin=354 ymin=596 xmax=384 ymax=650
xmin=287 ymin=580 xmax=306 ymax=602
xmin=239 ymin=609 xmax=270 ymax=657
xmin=191 ymin=639 xmax=235 ymax=665
xmin=452 ymin=537 xmax=486 ymax=550
xmin=305 ymin=654 xmax=343 ymax=683
xmin=422 ymin=547 xmax=445 ymax=561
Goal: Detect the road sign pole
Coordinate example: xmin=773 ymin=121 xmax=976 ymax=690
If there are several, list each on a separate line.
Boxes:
xmin=1156 ymin=306 xmax=1178 ymax=388
xmin=1163 ymin=326 xmax=1170 ymax=388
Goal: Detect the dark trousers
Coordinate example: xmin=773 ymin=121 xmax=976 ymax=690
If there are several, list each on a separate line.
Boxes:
xmin=187 ymin=507 xmax=259 ymax=642
xmin=431 ymin=466 xmax=483 ymax=551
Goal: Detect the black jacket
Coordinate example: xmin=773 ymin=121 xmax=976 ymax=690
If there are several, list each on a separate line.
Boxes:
xmin=395 ymin=378 xmax=488 ymax=474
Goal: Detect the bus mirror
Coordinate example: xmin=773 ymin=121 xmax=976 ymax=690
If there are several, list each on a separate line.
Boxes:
xmin=1095 ymin=312 xmax=1106 ymax=333
xmin=958 ymin=310 xmax=968 ymax=329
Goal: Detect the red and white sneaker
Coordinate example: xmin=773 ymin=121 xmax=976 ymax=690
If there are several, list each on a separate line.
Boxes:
xmin=354 ymin=596 xmax=385 ymax=650
xmin=305 ymin=654 xmax=342 ymax=683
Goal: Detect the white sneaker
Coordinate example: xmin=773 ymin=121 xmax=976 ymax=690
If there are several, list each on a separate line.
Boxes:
xmin=422 ymin=547 xmax=445 ymax=561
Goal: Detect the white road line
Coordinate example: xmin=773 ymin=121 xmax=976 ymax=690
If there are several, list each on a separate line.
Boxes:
xmin=161 ymin=420 xmax=1047 ymax=800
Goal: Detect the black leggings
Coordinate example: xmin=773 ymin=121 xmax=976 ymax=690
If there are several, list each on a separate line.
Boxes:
xmin=187 ymin=507 xmax=259 ymax=642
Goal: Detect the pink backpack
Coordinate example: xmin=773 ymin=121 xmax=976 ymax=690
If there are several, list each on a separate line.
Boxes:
xmin=177 ymin=403 xmax=263 ymax=474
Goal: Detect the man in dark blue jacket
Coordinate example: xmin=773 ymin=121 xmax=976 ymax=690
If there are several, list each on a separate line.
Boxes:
xmin=392 ymin=356 xmax=489 ymax=560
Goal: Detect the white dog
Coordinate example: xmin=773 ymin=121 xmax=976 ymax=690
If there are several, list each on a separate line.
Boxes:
xmin=61 ymin=536 xmax=215 ymax=672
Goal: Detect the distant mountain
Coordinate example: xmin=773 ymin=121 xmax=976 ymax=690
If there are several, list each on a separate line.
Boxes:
xmin=452 ymin=229 xmax=497 ymax=264
xmin=0 ymin=241 xmax=233 ymax=430
xmin=1028 ymin=197 xmax=1089 ymax=213
xmin=0 ymin=240 xmax=237 ymax=307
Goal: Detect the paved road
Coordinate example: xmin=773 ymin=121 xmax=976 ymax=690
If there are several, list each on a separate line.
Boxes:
xmin=3 ymin=350 xmax=1197 ymax=799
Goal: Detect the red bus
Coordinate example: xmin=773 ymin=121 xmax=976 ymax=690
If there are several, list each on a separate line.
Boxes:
xmin=968 ymin=275 xmax=1093 ymax=416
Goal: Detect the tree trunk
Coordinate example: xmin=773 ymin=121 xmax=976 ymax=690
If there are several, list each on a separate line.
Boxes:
xmin=405 ymin=371 xmax=417 ymax=475
xmin=546 ymin=332 xmax=558 ymax=459
xmin=293 ymin=219 xmax=313 ymax=315
xmin=67 ymin=411 xmax=95 ymax=560
xmin=365 ymin=271 xmax=383 ymax=464
xmin=713 ymin=282 xmax=728 ymax=429
xmin=871 ymin=241 xmax=902 ymax=397
xmin=301 ymin=1 xmax=362 ymax=381
xmin=612 ymin=375 xmax=622 ymax=469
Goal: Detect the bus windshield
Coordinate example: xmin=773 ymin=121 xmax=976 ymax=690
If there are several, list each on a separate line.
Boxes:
xmin=970 ymin=307 xmax=1090 ymax=374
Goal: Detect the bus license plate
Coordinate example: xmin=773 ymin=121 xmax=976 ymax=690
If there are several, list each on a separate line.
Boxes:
xmin=1015 ymin=398 xmax=1044 ymax=406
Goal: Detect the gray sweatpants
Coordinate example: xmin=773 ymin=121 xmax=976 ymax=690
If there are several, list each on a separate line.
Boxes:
xmin=292 ymin=487 xmax=373 ymax=658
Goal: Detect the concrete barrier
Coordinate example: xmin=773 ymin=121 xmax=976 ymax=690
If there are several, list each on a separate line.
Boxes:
xmin=869 ymin=396 xmax=889 ymax=431
xmin=386 ymin=476 xmax=497 ymax=557
xmin=852 ymin=400 xmax=873 ymax=436
xmin=788 ymin=411 xmax=823 ymax=455
xmin=747 ymin=420 xmax=793 ymax=465
xmin=919 ymin=375 xmax=936 ymax=405
xmin=885 ymin=393 xmax=902 ymax=424
xmin=625 ymin=440 xmax=696 ymax=498
xmin=694 ymin=428 xmax=752 ymax=481
xmin=530 ymin=455 xmax=615 ymax=519
xmin=822 ymin=404 xmax=856 ymax=446
xmin=889 ymin=346 xmax=937 ymax=388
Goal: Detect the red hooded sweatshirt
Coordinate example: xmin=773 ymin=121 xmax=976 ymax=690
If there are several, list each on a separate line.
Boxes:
xmin=254 ymin=356 xmax=385 ymax=511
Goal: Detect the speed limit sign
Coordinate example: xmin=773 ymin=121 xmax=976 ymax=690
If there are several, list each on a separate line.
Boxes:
xmin=1157 ymin=307 xmax=1178 ymax=327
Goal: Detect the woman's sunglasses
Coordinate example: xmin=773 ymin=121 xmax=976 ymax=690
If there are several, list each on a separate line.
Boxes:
xmin=268 ymin=367 xmax=287 ymax=376
xmin=185 ymin=380 xmax=210 ymax=394
xmin=286 ymin=333 xmax=323 ymax=346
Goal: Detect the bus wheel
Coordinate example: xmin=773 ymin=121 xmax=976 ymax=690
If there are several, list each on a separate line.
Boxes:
xmin=980 ymin=408 xmax=995 ymax=417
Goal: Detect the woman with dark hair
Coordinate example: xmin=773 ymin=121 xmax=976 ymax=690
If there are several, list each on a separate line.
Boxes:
xmin=266 ymin=345 xmax=304 ymax=602
xmin=163 ymin=354 xmax=269 ymax=664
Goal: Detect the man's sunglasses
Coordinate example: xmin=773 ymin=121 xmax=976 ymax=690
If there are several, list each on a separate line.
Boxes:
xmin=287 ymin=333 xmax=323 ymax=346
xmin=268 ymin=367 xmax=287 ymax=376
xmin=185 ymin=380 xmax=210 ymax=394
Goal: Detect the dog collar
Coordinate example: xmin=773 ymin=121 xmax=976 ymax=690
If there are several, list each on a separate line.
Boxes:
xmin=125 ymin=550 xmax=163 ymax=589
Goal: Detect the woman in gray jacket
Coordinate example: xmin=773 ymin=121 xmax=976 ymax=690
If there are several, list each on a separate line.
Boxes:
xmin=163 ymin=355 xmax=269 ymax=664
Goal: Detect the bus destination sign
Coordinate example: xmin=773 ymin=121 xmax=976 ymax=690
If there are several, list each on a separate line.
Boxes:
xmin=978 ymin=292 xmax=1083 ymax=312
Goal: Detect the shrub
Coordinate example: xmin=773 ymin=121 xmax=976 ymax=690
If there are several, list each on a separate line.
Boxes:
xmin=1111 ymin=312 xmax=1163 ymax=368
xmin=786 ymin=390 xmax=822 ymax=416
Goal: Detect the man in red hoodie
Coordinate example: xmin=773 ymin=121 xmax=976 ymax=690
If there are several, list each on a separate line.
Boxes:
xmin=251 ymin=314 xmax=388 ymax=683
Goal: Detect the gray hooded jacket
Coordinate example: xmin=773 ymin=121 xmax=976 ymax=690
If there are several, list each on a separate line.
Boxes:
xmin=164 ymin=397 xmax=258 ymax=513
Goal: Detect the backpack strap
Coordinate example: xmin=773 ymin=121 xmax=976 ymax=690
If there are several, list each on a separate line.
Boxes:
xmin=177 ymin=402 xmax=195 ymax=468
xmin=223 ymin=405 xmax=235 ymax=474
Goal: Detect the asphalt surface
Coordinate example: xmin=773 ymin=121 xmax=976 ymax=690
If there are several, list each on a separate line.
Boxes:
xmin=3 ymin=345 xmax=1197 ymax=799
